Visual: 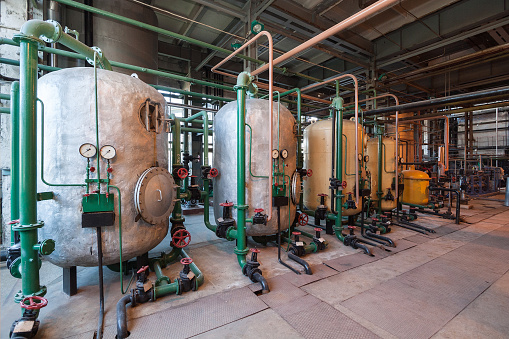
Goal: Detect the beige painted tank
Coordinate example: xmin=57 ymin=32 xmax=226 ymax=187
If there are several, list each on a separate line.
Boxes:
xmin=213 ymin=99 xmax=297 ymax=236
xmin=366 ymin=137 xmax=397 ymax=211
xmin=37 ymin=68 xmax=176 ymax=267
xmin=303 ymin=118 xmax=366 ymax=216
xmin=401 ymin=169 xmax=430 ymax=206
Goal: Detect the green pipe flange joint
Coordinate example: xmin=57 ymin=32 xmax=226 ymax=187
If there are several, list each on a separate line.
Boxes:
xmin=34 ymin=239 xmax=55 ymax=255
xmin=14 ymin=286 xmax=47 ymax=303
xmin=12 ymin=221 xmax=45 ymax=231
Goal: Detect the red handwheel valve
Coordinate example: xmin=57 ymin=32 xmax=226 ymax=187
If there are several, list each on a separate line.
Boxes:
xmin=297 ymin=213 xmax=309 ymax=226
xmin=307 ymin=169 xmax=313 ymax=177
xmin=20 ymin=296 xmax=48 ymax=310
xmin=171 ymin=229 xmax=191 ymax=248
xmin=209 ymin=168 xmax=219 ymax=178
xmin=177 ymin=167 xmax=188 ymax=179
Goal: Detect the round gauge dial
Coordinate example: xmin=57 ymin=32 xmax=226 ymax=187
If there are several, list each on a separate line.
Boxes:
xmin=79 ymin=143 xmax=97 ymax=158
xmin=358 ymin=153 xmax=363 ymax=161
xmin=272 ymin=149 xmax=280 ymax=159
xmin=100 ymin=145 xmax=117 ymax=160
xmin=281 ymin=149 xmax=288 ymax=159
xmin=364 ymin=155 xmax=369 ymax=163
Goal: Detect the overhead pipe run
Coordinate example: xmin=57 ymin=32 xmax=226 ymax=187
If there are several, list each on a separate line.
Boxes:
xmin=252 ymin=0 xmax=399 ymax=75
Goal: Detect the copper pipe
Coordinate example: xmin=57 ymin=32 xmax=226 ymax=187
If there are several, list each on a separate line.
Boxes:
xmin=302 ymin=74 xmax=360 ymax=205
xmin=255 ymin=82 xmax=332 ymax=105
xmin=211 ymin=31 xmax=275 ymax=220
xmin=251 ymin=0 xmax=398 ymax=75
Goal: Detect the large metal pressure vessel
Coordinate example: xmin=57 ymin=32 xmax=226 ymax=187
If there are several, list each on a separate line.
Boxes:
xmin=366 ymin=137 xmax=397 ymax=211
xmin=303 ymin=119 xmax=366 ymax=216
xmin=37 ymin=68 xmax=175 ymax=267
xmin=213 ymin=99 xmax=297 ymax=236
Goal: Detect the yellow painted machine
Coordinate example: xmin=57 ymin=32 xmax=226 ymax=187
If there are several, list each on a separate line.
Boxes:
xmin=401 ymin=169 xmax=430 ymax=206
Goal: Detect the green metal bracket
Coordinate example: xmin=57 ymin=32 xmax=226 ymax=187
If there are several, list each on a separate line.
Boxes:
xmin=37 ymin=191 xmax=54 ymax=201
xmin=82 ymin=193 xmax=115 ymax=213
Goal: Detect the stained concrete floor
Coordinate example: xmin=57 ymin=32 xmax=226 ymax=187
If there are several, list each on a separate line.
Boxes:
xmin=2 ymin=196 xmax=509 ymax=338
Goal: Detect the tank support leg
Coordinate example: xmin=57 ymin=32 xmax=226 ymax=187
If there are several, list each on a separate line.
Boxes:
xmin=63 ymin=266 xmax=77 ymax=296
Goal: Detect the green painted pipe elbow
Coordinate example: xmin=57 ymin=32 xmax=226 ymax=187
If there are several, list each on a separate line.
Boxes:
xmin=20 ymin=19 xmax=62 ymax=43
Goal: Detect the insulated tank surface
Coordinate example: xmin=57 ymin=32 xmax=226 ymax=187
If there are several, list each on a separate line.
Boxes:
xmin=366 ymin=137 xmax=397 ymax=211
xmin=37 ymin=68 xmax=175 ymax=267
xmin=213 ymin=99 xmax=297 ymax=236
xmin=303 ymin=119 xmax=366 ymax=216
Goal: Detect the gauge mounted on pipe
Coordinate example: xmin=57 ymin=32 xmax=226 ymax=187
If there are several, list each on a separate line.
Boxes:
xmin=79 ymin=143 xmax=97 ymax=158
xmin=100 ymin=145 xmax=117 ymax=160
xmin=280 ymin=149 xmax=288 ymax=159
xmin=272 ymin=149 xmax=280 ymax=159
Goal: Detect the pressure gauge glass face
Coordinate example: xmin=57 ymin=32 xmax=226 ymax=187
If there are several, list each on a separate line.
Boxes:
xmin=100 ymin=145 xmax=116 ymax=160
xmin=358 ymin=153 xmax=363 ymax=161
xmin=79 ymin=143 xmax=97 ymax=158
xmin=364 ymin=155 xmax=369 ymax=163
xmin=272 ymin=149 xmax=280 ymax=159
xmin=281 ymin=149 xmax=288 ymax=159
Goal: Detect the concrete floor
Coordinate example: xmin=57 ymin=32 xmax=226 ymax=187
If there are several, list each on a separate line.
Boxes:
xmin=2 ymin=196 xmax=509 ymax=338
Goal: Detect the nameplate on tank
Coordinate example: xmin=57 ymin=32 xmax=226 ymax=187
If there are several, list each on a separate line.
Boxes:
xmin=82 ymin=193 xmax=115 ymax=213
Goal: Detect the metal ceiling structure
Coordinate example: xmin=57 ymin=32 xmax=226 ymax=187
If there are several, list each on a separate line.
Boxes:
xmin=140 ymin=0 xmax=509 ymax=109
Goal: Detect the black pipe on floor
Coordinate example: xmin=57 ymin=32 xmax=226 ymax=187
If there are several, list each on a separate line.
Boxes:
xmin=288 ymin=252 xmax=312 ymax=275
xmin=115 ymin=295 xmax=132 ymax=339
xmin=252 ymin=272 xmax=270 ymax=293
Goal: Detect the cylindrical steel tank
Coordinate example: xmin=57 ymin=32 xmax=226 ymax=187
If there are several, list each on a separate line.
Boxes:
xmin=213 ymin=99 xmax=297 ymax=236
xmin=366 ymin=137 xmax=397 ymax=211
xmin=37 ymin=68 xmax=174 ymax=267
xmin=303 ymin=119 xmax=366 ymax=216
xmin=401 ymin=169 xmax=430 ymax=206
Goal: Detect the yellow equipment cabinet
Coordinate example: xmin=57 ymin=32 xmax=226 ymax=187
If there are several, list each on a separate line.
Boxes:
xmin=401 ymin=169 xmax=430 ymax=206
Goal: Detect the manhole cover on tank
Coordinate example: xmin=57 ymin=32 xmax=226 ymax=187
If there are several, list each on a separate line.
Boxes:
xmin=135 ymin=167 xmax=177 ymax=225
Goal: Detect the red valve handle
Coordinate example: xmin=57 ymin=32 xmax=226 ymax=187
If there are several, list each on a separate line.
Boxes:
xmin=250 ymin=248 xmax=260 ymax=253
xmin=20 ymin=296 xmax=48 ymax=310
xmin=8 ymin=219 xmax=19 ymax=225
xmin=180 ymin=258 xmax=193 ymax=265
xmin=190 ymin=175 xmax=197 ymax=178
xmin=90 ymin=166 xmax=95 ymax=172
xmin=318 ymin=193 xmax=327 ymax=197
xmin=372 ymin=218 xmax=379 ymax=222
xmin=314 ymin=228 xmax=321 ymax=232
xmin=254 ymin=208 xmax=264 ymax=213
xmin=220 ymin=201 xmax=234 ymax=207
xmin=341 ymin=181 xmax=347 ymax=189
xmin=347 ymin=225 xmax=356 ymax=229
xmin=177 ymin=168 xmax=188 ymax=179
xmin=171 ymin=229 xmax=191 ymax=248
xmin=107 ymin=167 xmax=113 ymax=173
xmin=297 ymin=213 xmax=309 ymax=226
xmin=137 ymin=265 xmax=149 ymax=274
xmin=307 ymin=169 xmax=313 ymax=177
xmin=292 ymin=231 xmax=301 ymax=235
xmin=209 ymin=168 xmax=219 ymax=178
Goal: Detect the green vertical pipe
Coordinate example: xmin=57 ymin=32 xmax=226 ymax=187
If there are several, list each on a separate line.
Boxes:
xmin=201 ymin=179 xmax=218 ymax=233
xmin=18 ymin=37 xmax=41 ymax=295
xmin=333 ymin=97 xmax=344 ymax=241
xmin=377 ymin=127 xmax=383 ymax=214
xmin=10 ymin=82 xmax=20 ymax=245
xmin=170 ymin=115 xmax=185 ymax=226
xmin=233 ymin=75 xmax=250 ymax=269
xmin=183 ymin=111 xmax=209 ymax=166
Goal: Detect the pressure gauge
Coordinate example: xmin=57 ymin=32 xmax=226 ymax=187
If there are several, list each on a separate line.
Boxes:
xmin=100 ymin=145 xmax=116 ymax=160
xmin=358 ymin=153 xmax=363 ymax=161
xmin=281 ymin=149 xmax=288 ymax=159
xmin=364 ymin=155 xmax=369 ymax=163
xmin=79 ymin=143 xmax=97 ymax=158
xmin=272 ymin=149 xmax=280 ymax=159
